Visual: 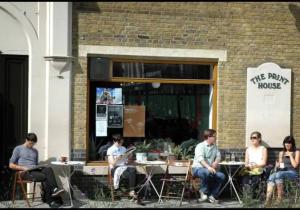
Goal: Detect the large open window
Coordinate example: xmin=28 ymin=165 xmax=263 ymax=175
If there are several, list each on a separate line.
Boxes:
xmin=87 ymin=57 xmax=217 ymax=163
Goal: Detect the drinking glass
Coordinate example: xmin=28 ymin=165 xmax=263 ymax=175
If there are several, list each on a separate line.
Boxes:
xmin=225 ymin=153 xmax=231 ymax=162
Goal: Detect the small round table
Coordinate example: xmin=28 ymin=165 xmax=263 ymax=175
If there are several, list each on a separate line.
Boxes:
xmin=51 ymin=161 xmax=85 ymax=207
xmin=219 ymin=161 xmax=245 ymax=204
xmin=134 ymin=160 xmax=166 ymax=200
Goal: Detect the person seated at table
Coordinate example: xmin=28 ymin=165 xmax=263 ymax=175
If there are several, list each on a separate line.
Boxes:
xmin=191 ymin=129 xmax=226 ymax=204
xmin=9 ymin=132 xmax=64 ymax=208
xmin=241 ymin=131 xmax=268 ymax=199
xmin=264 ymin=136 xmax=300 ymax=207
xmin=107 ymin=134 xmax=142 ymax=204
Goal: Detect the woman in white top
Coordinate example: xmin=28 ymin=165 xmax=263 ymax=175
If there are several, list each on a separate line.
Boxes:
xmin=242 ymin=131 xmax=268 ymax=198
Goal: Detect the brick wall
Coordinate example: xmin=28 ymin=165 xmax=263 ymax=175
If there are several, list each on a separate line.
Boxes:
xmin=72 ymin=2 xmax=300 ymax=153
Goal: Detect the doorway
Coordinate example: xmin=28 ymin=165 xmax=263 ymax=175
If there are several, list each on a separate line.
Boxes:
xmin=0 ymin=54 xmax=28 ymax=166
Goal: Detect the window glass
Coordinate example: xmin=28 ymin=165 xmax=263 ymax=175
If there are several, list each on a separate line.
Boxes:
xmin=113 ymin=62 xmax=211 ymax=79
xmin=89 ymin=82 xmax=210 ymax=161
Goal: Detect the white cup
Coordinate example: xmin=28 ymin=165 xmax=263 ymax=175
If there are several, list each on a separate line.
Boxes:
xmin=279 ymin=162 xmax=284 ymax=168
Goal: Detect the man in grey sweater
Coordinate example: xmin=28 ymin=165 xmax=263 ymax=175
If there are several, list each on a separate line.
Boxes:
xmin=9 ymin=133 xmax=64 ymax=208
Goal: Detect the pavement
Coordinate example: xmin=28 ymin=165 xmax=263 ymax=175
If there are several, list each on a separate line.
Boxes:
xmin=0 ymin=198 xmax=242 ymax=208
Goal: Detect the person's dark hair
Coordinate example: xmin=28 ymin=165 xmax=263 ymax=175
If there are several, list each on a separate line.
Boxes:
xmin=250 ymin=131 xmax=262 ymax=143
xmin=283 ymin=135 xmax=296 ymax=152
xmin=203 ymin=129 xmax=216 ymax=140
xmin=26 ymin=133 xmax=37 ymax=143
xmin=112 ymin=134 xmax=123 ymax=143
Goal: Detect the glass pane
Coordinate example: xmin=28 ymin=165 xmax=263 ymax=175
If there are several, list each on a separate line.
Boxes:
xmin=113 ymin=62 xmax=211 ymax=79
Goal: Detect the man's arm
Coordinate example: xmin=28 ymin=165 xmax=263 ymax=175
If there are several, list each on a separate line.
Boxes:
xmin=9 ymin=147 xmax=29 ymax=171
xmin=9 ymin=162 xmax=28 ymax=171
xmin=211 ymin=150 xmax=221 ymax=170
xmin=196 ymin=144 xmax=216 ymax=174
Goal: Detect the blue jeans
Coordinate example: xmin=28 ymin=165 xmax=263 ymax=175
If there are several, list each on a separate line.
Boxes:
xmin=268 ymin=170 xmax=298 ymax=185
xmin=192 ymin=167 xmax=226 ymax=197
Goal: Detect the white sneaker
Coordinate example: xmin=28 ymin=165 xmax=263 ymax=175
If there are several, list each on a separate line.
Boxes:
xmin=208 ymin=195 xmax=219 ymax=204
xmin=198 ymin=191 xmax=208 ymax=202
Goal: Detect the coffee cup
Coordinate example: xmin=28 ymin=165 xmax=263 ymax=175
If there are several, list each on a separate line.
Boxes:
xmin=60 ymin=156 xmax=67 ymax=162
xmin=279 ymin=162 xmax=284 ymax=168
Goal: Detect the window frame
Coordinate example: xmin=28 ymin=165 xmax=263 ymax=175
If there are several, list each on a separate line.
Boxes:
xmin=86 ymin=57 xmax=218 ymax=164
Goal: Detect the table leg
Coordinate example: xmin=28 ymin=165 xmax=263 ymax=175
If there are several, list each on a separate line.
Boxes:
xmin=219 ymin=165 xmax=243 ymax=204
xmin=60 ymin=166 xmax=75 ymax=208
xmin=137 ymin=165 xmax=160 ymax=200
xmin=228 ymin=175 xmax=242 ymax=204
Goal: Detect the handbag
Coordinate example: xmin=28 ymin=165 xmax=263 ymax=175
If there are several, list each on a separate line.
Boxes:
xmin=239 ymin=166 xmax=263 ymax=176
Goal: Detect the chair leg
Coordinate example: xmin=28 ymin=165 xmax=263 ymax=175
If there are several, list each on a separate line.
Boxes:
xmin=111 ymin=185 xmax=115 ymax=202
xmin=32 ymin=182 xmax=36 ymax=202
xmin=20 ymin=180 xmax=31 ymax=207
xmin=11 ymin=173 xmax=17 ymax=204
xmin=179 ymin=182 xmax=187 ymax=207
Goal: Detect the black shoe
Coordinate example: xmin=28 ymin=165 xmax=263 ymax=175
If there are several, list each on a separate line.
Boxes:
xmin=51 ymin=188 xmax=64 ymax=197
xmin=49 ymin=201 xmax=62 ymax=208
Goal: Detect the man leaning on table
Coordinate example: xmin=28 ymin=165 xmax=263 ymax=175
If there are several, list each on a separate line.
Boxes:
xmin=191 ymin=129 xmax=226 ymax=204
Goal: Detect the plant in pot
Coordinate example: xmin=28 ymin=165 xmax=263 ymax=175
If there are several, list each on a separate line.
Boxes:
xmin=168 ymin=145 xmax=182 ymax=162
xmin=134 ymin=140 xmax=152 ymax=162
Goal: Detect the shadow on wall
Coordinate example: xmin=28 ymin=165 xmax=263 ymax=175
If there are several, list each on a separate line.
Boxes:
xmin=289 ymin=4 xmax=300 ymax=32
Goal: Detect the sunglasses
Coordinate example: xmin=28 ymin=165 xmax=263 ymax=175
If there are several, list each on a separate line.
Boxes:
xmin=208 ymin=134 xmax=216 ymax=137
xmin=250 ymin=136 xmax=258 ymax=140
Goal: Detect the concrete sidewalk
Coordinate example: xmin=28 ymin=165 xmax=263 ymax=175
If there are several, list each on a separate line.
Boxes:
xmin=0 ymin=198 xmax=242 ymax=208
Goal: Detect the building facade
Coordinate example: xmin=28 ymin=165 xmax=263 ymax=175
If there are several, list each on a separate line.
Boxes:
xmin=73 ymin=2 xmax=300 ymax=165
xmin=1 ymin=1 xmax=300 ymax=178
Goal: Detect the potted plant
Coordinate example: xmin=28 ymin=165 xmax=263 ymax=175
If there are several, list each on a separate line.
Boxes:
xmin=168 ymin=145 xmax=182 ymax=161
xmin=134 ymin=140 xmax=152 ymax=162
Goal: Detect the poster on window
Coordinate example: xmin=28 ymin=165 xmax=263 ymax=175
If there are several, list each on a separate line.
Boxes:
xmin=123 ymin=105 xmax=145 ymax=137
xmin=96 ymin=87 xmax=122 ymax=105
xmin=107 ymin=105 xmax=123 ymax=128
xmin=96 ymin=104 xmax=107 ymax=136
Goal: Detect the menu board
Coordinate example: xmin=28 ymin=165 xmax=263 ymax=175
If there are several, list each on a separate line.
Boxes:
xmin=107 ymin=105 xmax=123 ymax=128
xmin=123 ymin=105 xmax=145 ymax=137
xmin=95 ymin=104 xmax=107 ymax=136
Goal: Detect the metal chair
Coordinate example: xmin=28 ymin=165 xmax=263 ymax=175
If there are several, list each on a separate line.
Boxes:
xmin=158 ymin=159 xmax=192 ymax=206
xmin=11 ymin=170 xmax=40 ymax=207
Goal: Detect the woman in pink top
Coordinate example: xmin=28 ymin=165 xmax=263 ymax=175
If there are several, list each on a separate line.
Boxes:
xmin=241 ymin=131 xmax=268 ymax=198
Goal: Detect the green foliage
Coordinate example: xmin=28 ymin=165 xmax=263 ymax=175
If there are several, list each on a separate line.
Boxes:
xmin=134 ymin=139 xmax=153 ymax=153
xmin=169 ymin=144 xmax=195 ymax=160
xmin=87 ymin=185 xmax=117 ymax=208
xmin=241 ymin=178 xmax=300 ymax=208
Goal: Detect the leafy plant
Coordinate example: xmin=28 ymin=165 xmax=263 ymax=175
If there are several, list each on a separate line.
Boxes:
xmin=134 ymin=139 xmax=153 ymax=153
xmin=170 ymin=145 xmax=182 ymax=159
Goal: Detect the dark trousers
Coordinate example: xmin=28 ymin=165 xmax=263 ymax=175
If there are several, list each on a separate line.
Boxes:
xmin=22 ymin=167 xmax=59 ymax=204
xmin=242 ymin=174 xmax=263 ymax=198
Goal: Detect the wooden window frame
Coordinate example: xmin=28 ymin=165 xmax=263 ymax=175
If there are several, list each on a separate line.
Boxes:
xmin=86 ymin=58 xmax=218 ymax=164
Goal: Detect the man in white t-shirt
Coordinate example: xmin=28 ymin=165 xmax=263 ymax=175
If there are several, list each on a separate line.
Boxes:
xmin=107 ymin=134 xmax=142 ymax=204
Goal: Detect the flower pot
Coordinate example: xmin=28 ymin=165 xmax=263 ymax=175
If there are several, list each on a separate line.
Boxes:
xmin=136 ymin=152 xmax=147 ymax=162
xmin=168 ymin=154 xmax=176 ymax=163
xmin=147 ymin=152 xmax=160 ymax=161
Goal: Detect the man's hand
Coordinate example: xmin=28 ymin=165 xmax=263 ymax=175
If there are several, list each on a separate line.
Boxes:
xmin=211 ymin=162 xmax=218 ymax=169
xmin=208 ymin=166 xmax=216 ymax=174
xmin=116 ymin=155 xmax=124 ymax=161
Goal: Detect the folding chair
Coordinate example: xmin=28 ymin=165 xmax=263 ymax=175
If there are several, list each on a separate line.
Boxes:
xmin=158 ymin=159 xmax=192 ymax=206
xmin=106 ymin=159 xmax=135 ymax=202
xmin=11 ymin=170 xmax=41 ymax=207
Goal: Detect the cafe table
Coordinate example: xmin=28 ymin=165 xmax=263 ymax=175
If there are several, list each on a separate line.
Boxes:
xmin=51 ymin=161 xmax=85 ymax=207
xmin=218 ymin=161 xmax=245 ymax=204
xmin=134 ymin=160 xmax=166 ymax=200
